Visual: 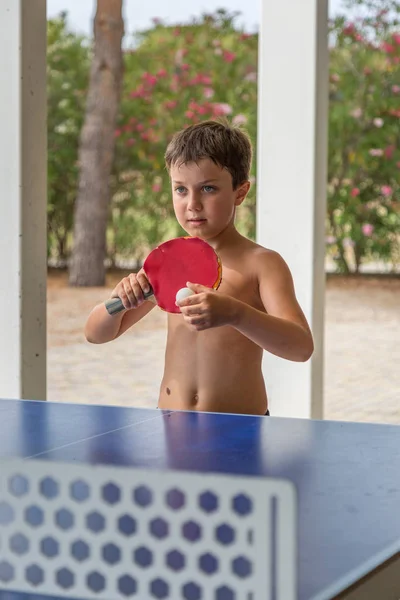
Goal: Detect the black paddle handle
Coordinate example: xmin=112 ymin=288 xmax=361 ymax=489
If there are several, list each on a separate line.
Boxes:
xmin=105 ymin=288 xmax=154 ymax=316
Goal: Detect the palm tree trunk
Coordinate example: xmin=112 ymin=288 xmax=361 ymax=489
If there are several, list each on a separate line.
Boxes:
xmin=69 ymin=0 xmax=124 ymax=286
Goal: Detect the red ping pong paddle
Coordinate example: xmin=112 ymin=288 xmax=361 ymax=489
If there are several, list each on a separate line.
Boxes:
xmin=105 ymin=237 xmax=222 ymax=315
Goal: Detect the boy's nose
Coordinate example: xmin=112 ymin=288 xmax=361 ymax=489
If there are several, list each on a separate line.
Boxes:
xmin=187 ymin=192 xmax=202 ymax=211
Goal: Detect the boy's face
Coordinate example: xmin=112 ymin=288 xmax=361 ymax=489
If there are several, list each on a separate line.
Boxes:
xmin=170 ymin=158 xmax=250 ymax=241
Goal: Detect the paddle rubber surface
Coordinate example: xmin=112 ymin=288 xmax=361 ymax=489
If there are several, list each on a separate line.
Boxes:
xmin=144 ymin=237 xmax=222 ymax=313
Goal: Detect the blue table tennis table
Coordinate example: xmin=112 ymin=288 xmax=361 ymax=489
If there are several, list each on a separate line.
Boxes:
xmin=0 ymin=398 xmax=399 ymax=600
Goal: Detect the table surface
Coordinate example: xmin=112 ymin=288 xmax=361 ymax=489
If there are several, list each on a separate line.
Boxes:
xmin=0 ymin=398 xmax=399 ymax=600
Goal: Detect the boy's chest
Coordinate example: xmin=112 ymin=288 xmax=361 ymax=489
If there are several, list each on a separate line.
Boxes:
xmin=217 ymin=262 xmax=262 ymax=309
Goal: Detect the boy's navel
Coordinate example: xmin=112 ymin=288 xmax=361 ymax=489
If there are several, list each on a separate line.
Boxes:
xmin=166 ymin=387 xmax=171 ymax=395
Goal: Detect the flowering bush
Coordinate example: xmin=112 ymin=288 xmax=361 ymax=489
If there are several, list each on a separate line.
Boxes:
xmin=328 ymin=0 xmax=400 ymax=272
xmin=110 ymin=10 xmax=258 ymax=261
xmin=48 ymin=5 xmax=400 ymax=272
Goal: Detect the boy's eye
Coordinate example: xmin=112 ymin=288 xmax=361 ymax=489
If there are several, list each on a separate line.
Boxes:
xmin=203 ymin=185 xmax=216 ymax=193
xmin=175 ymin=186 xmax=186 ymax=194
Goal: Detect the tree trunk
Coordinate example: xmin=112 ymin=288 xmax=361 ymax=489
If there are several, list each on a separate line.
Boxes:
xmin=69 ymin=0 xmax=124 ymax=286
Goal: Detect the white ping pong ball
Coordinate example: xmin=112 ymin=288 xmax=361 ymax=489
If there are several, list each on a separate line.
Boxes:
xmin=176 ymin=287 xmax=195 ymax=303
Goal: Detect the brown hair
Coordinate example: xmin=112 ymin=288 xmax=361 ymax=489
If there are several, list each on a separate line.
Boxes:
xmin=165 ymin=119 xmax=253 ymax=189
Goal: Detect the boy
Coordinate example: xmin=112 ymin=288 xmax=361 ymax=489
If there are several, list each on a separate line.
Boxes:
xmin=84 ymin=120 xmax=314 ymax=416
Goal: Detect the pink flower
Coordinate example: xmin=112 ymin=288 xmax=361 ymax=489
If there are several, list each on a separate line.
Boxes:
xmin=185 ymin=110 xmax=195 ymax=119
xmin=382 ymin=42 xmax=395 ymax=53
xmin=369 ymin=148 xmax=383 ymax=157
xmin=384 ymin=145 xmax=395 ymax=159
xmin=130 ymin=85 xmax=147 ymax=98
xmin=350 ymin=187 xmax=360 ymax=197
xmin=126 ymin=138 xmax=136 ymax=146
xmin=136 ymin=123 xmax=144 ymax=132
xmin=203 ymin=87 xmax=214 ymax=99
xmin=393 ymin=33 xmax=400 ymax=45
xmin=181 ymin=63 xmax=190 ymax=71
xmin=373 ymin=118 xmax=384 ymax=127
xmin=157 ymin=69 xmax=167 ymax=78
xmin=350 ymin=108 xmax=362 ymax=118
xmin=392 ymin=85 xmax=400 ymax=94
xmin=114 ymin=129 xmax=122 ymax=137
xmin=188 ymin=74 xmax=212 ymax=86
xmin=152 ymin=183 xmax=162 ymax=193
xmin=223 ymin=50 xmax=236 ymax=63
xmin=362 ymin=224 xmax=374 ymax=236
xmin=330 ymin=73 xmax=340 ymax=82
xmin=244 ymin=72 xmax=257 ymax=83
xmin=343 ymin=23 xmax=355 ymax=36
xmin=142 ymin=73 xmax=157 ymax=86
xmin=381 ymin=185 xmax=393 ymax=197
xmin=233 ymin=114 xmax=248 ymax=125
xmin=164 ymin=100 xmax=177 ymax=110
xmin=212 ymin=103 xmax=233 ymax=116
xmin=326 ymin=236 xmax=337 ymax=244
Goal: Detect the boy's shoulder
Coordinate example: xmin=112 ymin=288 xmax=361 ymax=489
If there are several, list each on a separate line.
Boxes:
xmin=237 ymin=237 xmax=291 ymax=279
xmin=238 ymin=236 xmax=284 ymax=264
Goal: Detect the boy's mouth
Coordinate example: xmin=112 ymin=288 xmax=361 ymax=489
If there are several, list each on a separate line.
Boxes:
xmin=188 ymin=218 xmax=207 ymax=223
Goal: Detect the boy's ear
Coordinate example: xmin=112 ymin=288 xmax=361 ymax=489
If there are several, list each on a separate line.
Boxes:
xmin=234 ymin=180 xmax=251 ymax=206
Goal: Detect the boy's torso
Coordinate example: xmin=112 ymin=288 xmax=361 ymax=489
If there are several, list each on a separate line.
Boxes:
xmin=158 ymin=238 xmax=269 ymax=415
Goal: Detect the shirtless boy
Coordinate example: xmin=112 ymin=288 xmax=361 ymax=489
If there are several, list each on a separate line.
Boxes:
xmin=85 ymin=120 xmax=314 ymax=416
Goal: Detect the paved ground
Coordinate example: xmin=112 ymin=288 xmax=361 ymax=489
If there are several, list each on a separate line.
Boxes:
xmin=47 ymin=271 xmax=400 ymax=424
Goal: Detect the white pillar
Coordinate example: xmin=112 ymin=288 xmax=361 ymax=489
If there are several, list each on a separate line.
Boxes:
xmin=256 ymin=0 xmax=329 ymax=418
xmin=0 ymin=1 xmax=47 ymax=400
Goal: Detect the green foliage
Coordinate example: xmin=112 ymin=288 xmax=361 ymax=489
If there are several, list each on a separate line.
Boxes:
xmin=47 ymin=13 xmax=90 ymax=261
xmin=111 ymin=9 xmax=257 ymax=259
xmin=328 ymin=0 xmax=400 ymax=272
xmin=47 ymin=5 xmax=400 ymax=273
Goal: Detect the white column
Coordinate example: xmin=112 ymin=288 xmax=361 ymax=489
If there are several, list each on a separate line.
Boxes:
xmin=256 ymin=0 xmax=329 ymax=418
xmin=0 ymin=1 xmax=47 ymax=400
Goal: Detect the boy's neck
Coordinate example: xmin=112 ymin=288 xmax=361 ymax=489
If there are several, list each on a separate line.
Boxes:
xmin=203 ymin=222 xmax=244 ymax=253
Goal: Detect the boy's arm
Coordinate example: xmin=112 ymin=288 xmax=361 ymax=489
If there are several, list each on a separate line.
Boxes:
xmin=230 ymin=251 xmax=314 ymax=362
xmin=85 ymin=301 xmax=155 ymax=344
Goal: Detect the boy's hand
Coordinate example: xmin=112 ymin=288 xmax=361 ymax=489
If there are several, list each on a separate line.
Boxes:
xmin=177 ymin=282 xmax=238 ymax=331
xmin=110 ymin=269 xmax=151 ymax=310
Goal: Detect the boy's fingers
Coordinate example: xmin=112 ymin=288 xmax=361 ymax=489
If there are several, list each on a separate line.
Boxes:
xmin=177 ymin=292 xmax=206 ymax=307
xmin=181 ymin=304 xmax=203 ymax=316
xmin=137 ymin=271 xmax=151 ymax=295
xmin=119 ymin=288 xmax=131 ymax=309
xmin=186 ymin=282 xmax=210 ymax=293
xmin=122 ymin=282 xmax=135 ymax=308
xmin=128 ymin=274 xmax=144 ymax=304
